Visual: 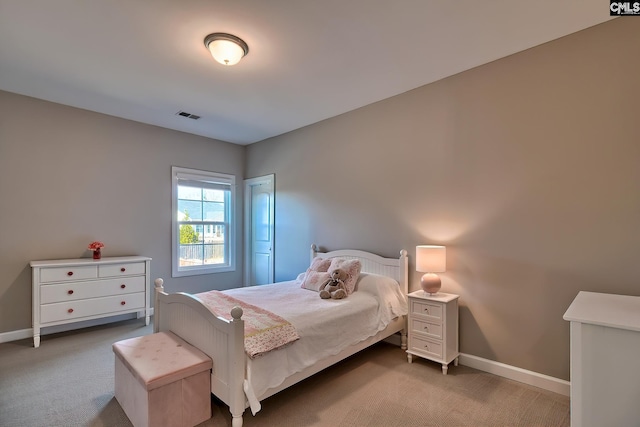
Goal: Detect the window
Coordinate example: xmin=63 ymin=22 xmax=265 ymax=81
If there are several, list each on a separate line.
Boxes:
xmin=172 ymin=166 xmax=236 ymax=277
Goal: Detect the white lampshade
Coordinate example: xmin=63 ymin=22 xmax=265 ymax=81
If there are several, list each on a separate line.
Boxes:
xmin=204 ymin=33 xmax=249 ymax=66
xmin=416 ymin=245 xmax=446 ymax=273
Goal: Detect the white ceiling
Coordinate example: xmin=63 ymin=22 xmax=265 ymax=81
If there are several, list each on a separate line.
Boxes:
xmin=0 ymin=1 xmax=613 ymax=145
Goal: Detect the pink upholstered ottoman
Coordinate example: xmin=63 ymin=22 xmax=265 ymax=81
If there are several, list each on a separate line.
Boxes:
xmin=113 ymin=331 xmax=212 ymax=427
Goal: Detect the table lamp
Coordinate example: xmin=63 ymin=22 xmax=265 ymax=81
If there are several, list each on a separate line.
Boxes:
xmin=416 ymin=245 xmax=446 ymax=295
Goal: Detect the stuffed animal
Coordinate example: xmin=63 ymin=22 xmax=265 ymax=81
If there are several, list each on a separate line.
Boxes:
xmin=319 ymin=268 xmax=348 ymax=299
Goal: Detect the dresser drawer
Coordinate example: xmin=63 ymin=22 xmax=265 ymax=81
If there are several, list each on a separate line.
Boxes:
xmin=40 ymin=292 xmax=145 ymax=324
xmin=99 ymin=262 xmax=146 ymax=277
xmin=40 ymin=266 xmax=98 ymax=283
xmin=411 ymin=299 xmax=443 ymax=321
xmin=40 ymin=276 xmax=146 ymax=304
xmin=411 ymin=318 xmax=443 ymax=340
xmin=411 ymin=335 xmax=443 ymax=359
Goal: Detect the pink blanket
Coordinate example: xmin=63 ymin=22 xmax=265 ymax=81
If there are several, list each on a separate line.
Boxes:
xmin=195 ymin=290 xmax=300 ymax=359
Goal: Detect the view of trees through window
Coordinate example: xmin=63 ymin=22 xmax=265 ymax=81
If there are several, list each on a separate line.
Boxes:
xmin=179 ymin=211 xmax=199 ymax=244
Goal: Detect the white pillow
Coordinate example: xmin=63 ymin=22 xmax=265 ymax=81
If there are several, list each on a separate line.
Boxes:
xmin=356 ymin=273 xmax=408 ymax=316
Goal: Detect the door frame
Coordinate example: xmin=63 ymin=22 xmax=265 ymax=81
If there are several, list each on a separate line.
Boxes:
xmin=243 ymin=174 xmax=275 ymax=286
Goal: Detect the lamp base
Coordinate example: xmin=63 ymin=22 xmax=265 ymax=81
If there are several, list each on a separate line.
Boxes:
xmin=420 ymin=273 xmax=441 ymax=295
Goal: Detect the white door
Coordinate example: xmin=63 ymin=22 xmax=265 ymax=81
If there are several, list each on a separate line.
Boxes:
xmin=244 ymin=175 xmax=274 ymax=286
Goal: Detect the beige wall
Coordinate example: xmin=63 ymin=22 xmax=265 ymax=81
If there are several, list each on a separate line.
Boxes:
xmin=0 ymin=91 xmax=245 ymax=333
xmin=246 ymin=18 xmax=640 ymax=380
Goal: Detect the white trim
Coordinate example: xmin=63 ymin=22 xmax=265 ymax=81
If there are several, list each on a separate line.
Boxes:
xmin=0 ymin=328 xmax=32 ymax=343
xmin=459 ymin=353 xmax=570 ymax=396
xmin=171 ymin=166 xmax=237 ymax=278
xmin=243 ymin=174 xmax=275 ymax=286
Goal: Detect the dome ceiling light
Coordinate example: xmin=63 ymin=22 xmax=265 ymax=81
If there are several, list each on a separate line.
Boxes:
xmin=204 ymin=33 xmax=249 ymax=66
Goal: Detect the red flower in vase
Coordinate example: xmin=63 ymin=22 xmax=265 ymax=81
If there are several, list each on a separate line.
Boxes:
xmin=88 ymin=241 xmax=104 ymax=259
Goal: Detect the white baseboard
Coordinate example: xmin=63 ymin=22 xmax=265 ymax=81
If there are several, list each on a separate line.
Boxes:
xmin=381 ymin=335 xmax=568 ymax=396
xmin=0 ymin=308 xmax=154 ymax=345
xmin=459 ymin=353 xmax=570 ymax=396
xmin=0 ymin=328 xmax=32 ymax=343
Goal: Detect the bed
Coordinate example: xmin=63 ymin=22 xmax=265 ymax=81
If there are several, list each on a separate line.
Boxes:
xmin=153 ymin=244 xmax=409 ymax=427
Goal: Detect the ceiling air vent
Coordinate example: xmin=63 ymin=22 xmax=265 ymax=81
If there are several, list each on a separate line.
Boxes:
xmin=176 ymin=111 xmax=201 ymax=120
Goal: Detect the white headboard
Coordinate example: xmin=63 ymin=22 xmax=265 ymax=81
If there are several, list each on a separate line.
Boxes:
xmin=310 ymin=244 xmax=408 ymax=295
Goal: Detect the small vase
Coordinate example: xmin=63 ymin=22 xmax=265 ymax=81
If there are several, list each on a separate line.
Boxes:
xmin=93 ymin=248 xmax=101 ymax=260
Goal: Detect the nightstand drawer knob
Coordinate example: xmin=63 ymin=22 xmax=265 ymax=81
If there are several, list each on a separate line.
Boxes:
xmin=424 ymin=326 xmax=428 ymax=330
xmin=120 ymin=267 xmax=126 ymax=272
xmin=121 ymin=301 xmax=126 ymax=305
xmin=68 ymin=308 xmax=74 ymax=314
xmin=68 ymin=290 xmax=74 ymax=295
xmin=120 ymin=284 xmax=126 ymax=289
xmin=67 ymin=271 xmax=74 ymax=276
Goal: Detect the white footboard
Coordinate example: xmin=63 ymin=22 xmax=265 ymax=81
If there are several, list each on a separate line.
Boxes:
xmin=154 ymin=279 xmax=247 ymax=427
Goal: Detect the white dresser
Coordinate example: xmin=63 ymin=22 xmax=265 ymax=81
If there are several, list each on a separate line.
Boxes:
xmin=406 ymin=290 xmax=459 ymax=374
xmin=30 ymin=256 xmax=152 ymax=348
xmin=563 ymin=291 xmax=640 ymax=427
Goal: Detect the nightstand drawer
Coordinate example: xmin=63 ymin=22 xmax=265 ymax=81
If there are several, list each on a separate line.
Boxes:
xmin=411 ymin=336 xmax=443 ymax=359
xmin=411 ymin=318 xmax=443 ymax=340
xmin=411 ymin=299 xmax=442 ymax=321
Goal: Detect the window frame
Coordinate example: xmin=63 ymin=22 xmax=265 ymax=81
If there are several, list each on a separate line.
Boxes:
xmin=171 ymin=166 xmax=236 ymax=277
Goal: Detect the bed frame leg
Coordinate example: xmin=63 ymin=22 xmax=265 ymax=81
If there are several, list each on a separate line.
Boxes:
xmin=401 ymin=328 xmax=407 ymax=350
xmin=231 ymin=414 xmax=243 ymax=427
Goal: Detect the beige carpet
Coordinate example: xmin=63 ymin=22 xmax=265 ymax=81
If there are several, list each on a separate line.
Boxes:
xmin=0 ymin=319 xmax=569 ymax=427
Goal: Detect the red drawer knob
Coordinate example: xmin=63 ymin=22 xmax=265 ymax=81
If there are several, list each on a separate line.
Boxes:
xmin=120 ymin=284 xmax=126 ymax=289
xmin=68 ymin=308 xmax=74 ymax=313
xmin=68 ymin=290 xmax=74 ymax=295
xmin=67 ymin=271 xmax=73 ymax=276
xmin=120 ymin=267 xmax=126 ymax=272
xmin=121 ymin=301 xmax=126 ymax=305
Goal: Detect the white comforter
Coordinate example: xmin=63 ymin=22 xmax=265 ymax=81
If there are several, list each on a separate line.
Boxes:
xmin=223 ymin=277 xmax=408 ymax=412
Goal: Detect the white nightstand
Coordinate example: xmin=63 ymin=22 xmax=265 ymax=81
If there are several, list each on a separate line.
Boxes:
xmin=406 ymin=290 xmax=459 ymax=375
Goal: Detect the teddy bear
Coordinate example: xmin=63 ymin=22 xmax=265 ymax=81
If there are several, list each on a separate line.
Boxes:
xmin=319 ymin=268 xmax=348 ymax=299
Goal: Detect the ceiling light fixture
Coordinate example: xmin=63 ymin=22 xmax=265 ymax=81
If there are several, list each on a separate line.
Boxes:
xmin=204 ymin=33 xmax=249 ymax=66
